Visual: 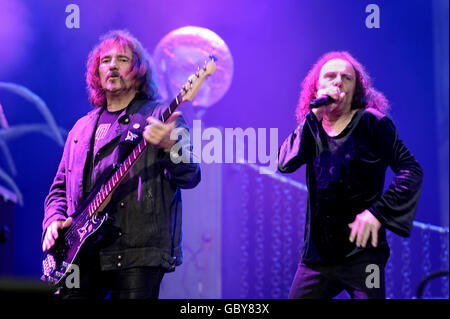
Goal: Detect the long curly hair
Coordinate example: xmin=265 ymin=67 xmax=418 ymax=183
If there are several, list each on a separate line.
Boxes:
xmin=295 ymin=51 xmax=390 ymax=123
xmin=86 ymin=30 xmax=159 ymax=108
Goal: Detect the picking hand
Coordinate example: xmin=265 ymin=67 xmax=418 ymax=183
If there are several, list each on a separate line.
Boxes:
xmin=42 ymin=217 xmax=72 ymax=252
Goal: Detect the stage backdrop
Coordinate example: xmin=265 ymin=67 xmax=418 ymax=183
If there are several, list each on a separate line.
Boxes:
xmin=0 ymin=0 xmax=448 ymax=298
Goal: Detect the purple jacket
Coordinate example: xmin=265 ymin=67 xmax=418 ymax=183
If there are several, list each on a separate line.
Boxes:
xmin=43 ymin=96 xmax=201 ymax=271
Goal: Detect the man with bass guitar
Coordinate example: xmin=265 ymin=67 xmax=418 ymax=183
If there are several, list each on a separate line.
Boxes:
xmin=42 ymin=30 xmax=201 ymax=299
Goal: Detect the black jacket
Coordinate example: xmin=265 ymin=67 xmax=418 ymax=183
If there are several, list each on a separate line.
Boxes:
xmin=43 ymin=95 xmax=201 ymax=271
xmin=278 ymin=108 xmax=423 ymax=263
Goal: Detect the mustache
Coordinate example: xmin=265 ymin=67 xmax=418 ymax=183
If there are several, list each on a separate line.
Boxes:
xmin=108 ymin=70 xmax=121 ymax=79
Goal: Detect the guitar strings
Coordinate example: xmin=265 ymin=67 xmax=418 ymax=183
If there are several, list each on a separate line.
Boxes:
xmin=59 ymin=103 xmax=180 ymax=246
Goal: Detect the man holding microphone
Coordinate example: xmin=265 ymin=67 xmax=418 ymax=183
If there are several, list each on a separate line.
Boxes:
xmin=278 ymin=51 xmax=423 ymax=299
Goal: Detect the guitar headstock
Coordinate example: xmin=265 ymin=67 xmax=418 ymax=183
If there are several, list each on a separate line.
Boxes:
xmin=180 ymin=55 xmax=217 ymax=102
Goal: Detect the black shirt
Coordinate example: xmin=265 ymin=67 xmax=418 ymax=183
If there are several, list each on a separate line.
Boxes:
xmin=278 ymin=108 xmax=423 ymax=263
xmin=83 ymin=108 xmax=122 ymax=198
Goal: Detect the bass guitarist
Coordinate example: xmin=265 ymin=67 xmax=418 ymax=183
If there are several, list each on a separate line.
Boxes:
xmin=42 ymin=30 xmax=201 ymax=299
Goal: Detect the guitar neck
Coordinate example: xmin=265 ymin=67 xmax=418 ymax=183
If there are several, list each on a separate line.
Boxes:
xmin=87 ymin=93 xmax=184 ymax=217
xmin=85 ymin=56 xmax=216 ymax=218
xmin=161 ymin=93 xmax=183 ymax=122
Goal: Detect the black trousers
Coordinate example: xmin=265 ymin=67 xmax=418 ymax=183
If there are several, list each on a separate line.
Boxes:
xmin=59 ymin=249 xmax=165 ymax=299
xmin=288 ymin=248 xmax=387 ymax=299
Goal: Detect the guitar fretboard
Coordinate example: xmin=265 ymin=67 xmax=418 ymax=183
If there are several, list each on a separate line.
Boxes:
xmin=87 ymin=93 xmax=183 ymax=217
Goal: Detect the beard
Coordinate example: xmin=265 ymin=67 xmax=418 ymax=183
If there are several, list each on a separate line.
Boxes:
xmin=104 ymin=74 xmax=135 ymax=95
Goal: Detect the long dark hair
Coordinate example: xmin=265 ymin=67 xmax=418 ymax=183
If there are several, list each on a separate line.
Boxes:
xmin=296 ymin=51 xmax=390 ymax=123
xmin=86 ymin=30 xmax=159 ymax=107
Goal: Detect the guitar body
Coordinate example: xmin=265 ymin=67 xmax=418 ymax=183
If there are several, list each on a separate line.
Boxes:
xmin=41 ymin=212 xmax=109 ymax=286
xmin=41 ymin=177 xmax=111 ymax=286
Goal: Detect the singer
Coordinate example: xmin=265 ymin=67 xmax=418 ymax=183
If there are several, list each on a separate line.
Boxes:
xmin=278 ymin=51 xmax=423 ymax=299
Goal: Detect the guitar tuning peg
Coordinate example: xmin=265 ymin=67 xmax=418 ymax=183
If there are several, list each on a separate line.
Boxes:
xmin=188 ymin=73 xmax=196 ymax=83
xmin=195 ymin=72 xmax=200 ymax=78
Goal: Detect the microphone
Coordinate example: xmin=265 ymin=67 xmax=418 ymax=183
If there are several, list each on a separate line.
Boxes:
xmin=309 ymin=95 xmax=335 ymax=109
